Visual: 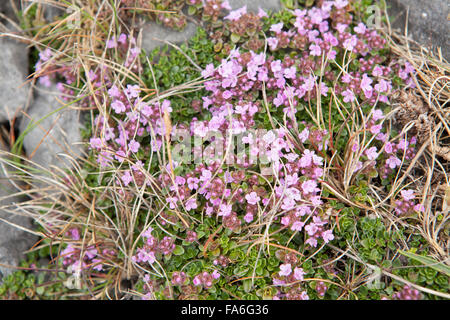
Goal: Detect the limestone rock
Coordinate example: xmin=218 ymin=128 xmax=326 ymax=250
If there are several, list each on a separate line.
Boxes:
xmin=141 ymin=21 xmax=198 ymax=54
xmin=0 ymin=145 xmax=36 ymax=280
xmin=388 ymin=0 xmax=449 ymax=60
xmin=19 ymin=84 xmax=84 ymax=170
xmin=0 ymin=36 xmax=31 ymax=123
xmin=228 ymin=0 xmax=281 ymax=12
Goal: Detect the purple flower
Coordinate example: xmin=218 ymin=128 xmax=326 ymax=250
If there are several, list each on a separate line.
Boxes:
xmin=293 ymin=267 xmax=305 ymax=281
xmin=121 ymin=171 xmax=133 ymax=186
xmin=218 ymin=203 xmax=232 ymax=217
xmin=365 ymin=146 xmax=378 ymax=160
xmin=258 ymin=7 xmax=268 ymax=18
xmin=279 ymin=263 xmax=292 ymax=277
xmin=372 ymin=66 xmax=383 ymax=77
xmin=267 ymin=37 xmax=278 ymax=50
xmin=270 ymin=22 xmax=284 ymax=34
xmin=245 ymin=192 xmax=261 ymax=205
xmin=334 ymin=0 xmax=349 ymax=9
xmin=354 ymin=22 xmax=367 ymax=34
xmin=401 ymin=189 xmax=415 ymax=201
xmin=185 ymin=198 xmax=198 ymax=211
xmin=284 ymin=66 xmax=297 ymax=79
xmin=90 ymin=137 xmax=102 ymax=150
xmin=386 ymin=155 xmax=401 ymax=169
xmin=371 ymin=109 xmax=384 ymax=121
xmin=322 ymin=230 xmax=334 ymax=243
xmin=212 ymin=270 xmax=220 ymax=280
xmin=302 ymin=180 xmax=318 ymax=194
xmin=310 ymin=44 xmax=322 ymax=56
xmin=299 ymin=127 xmax=309 ymax=143
xmin=385 ymin=142 xmax=394 ymax=154
xmin=201 ymin=63 xmax=215 ymax=78
xmin=125 ymin=84 xmax=140 ymax=99
xmin=244 ymin=212 xmax=253 ymax=223
xmin=342 ymin=89 xmax=355 ymax=103
xmin=224 ymin=5 xmax=247 ymax=21
xmin=108 ymin=85 xmax=120 ymax=98
xmin=111 ymin=100 xmax=126 ymax=113
xmin=128 ymin=140 xmax=140 ymax=153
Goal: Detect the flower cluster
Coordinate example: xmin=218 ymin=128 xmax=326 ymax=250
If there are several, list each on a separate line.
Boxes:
xmin=60 ymin=229 xmax=113 ymax=274
xmin=392 ymin=285 xmax=422 ymax=300
xmin=132 ymin=227 xmax=176 ymax=265
xmin=193 ymin=270 xmax=221 ymax=289
xmin=394 ymin=189 xmax=424 ymax=216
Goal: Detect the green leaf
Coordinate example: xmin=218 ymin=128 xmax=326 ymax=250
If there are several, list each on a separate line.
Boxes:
xmin=230 ymin=33 xmax=241 ymax=43
xmin=173 ymin=245 xmax=185 ymax=256
xmin=398 ymin=250 xmax=450 ymax=277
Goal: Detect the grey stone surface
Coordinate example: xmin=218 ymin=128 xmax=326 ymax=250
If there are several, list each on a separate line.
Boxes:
xmin=387 ymin=0 xmax=449 ymax=60
xmin=141 ymin=0 xmax=282 ymax=54
xmin=228 ymin=0 xmax=281 ymax=12
xmin=0 ymin=145 xmax=36 ymax=280
xmin=141 ymin=21 xmax=199 ymax=54
xmin=0 ymin=36 xmax=31 ymax=123
xmin=19 ymin=84 xmax=83 ymax=170
xmin=0 ymin=0 xmax=19 ymax=22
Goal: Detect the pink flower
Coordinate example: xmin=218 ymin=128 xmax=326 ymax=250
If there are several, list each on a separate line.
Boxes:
xmin=354 ymin=22 xmax=367 ymax=34
xmin=108 ymin=85 xmax=121 ymax=98
xmin=270 ymin=60 xmax=282 ymax=73
xmin=201 ymin=63 xmax=215 ymax=78
xmin=310 ymin=44 xmax=322 ymax=56
xmin=342 ymin=89 xmax=355 ymax=103
xmin=161 ymin=99 xmax=172 ymax=113
xmin=299 ymin=127 xmax=309 ymax=143
xmin=193 ymin=275 xmax=201 ymax=286
xmin=293 ymin=267 xmax=305 ymax=281
xmin=90 ymin=137 xmax=102 ymax=150
xmin=284 ymin=66 xmax=297 ymax=79
xmin=336 ymin=23 xmax=347 ymax=33
xmin=371 ymin=109 xmax=384 ymax=121
xmin=302 ymin=180 xmax=318 ymax=194
xmin=267 ymin=37 xmax=278 ymax=50
xmin=386 ymin=156 xmax=401 ymax=169
xmin=365 ymin=146 xmax=378 ymax=160
xmin=302 ymin=75 xmax=316 ymax=92
xmin=106 ymin=37 xmax=117 ymax=49
xmin=118 ymin=33 xmax=127 ymax=45
xmin=334 ymin=0 xmax=348 ymax=9
xmin=212 ymin=270 xmax=221 ymax=279
xmin=401 ymin=189 xmax=415 ymax=201
xmin=322 ymin=230 xmax=334 ymax=243
xmin=279 ymin=263 xmax=292 ymax=277
xmin=224 ymin=5 xmax=246 ymax=21
xmin=219 ymin=203 xmax=232 ymax=217
xmin=384 ymin=142 xmax=394 ymax=154
xmin=111 ymin=100 xmax=126 ymax=113
xmin=244 ymin=212 xmax=253 ymax=223
xmin=221 ymin=1 xmax=231 ymax=10
xmin=121 ymin=171 xmax=133 ymax=186
xmin=258 ymin=7 xmax=268 ymax=18
xmin=185 ymin=198 xmax=198 ymax=211
xmin=291 ymin=221 xmax=305 ymax=231
xmin=360 ymin=74 xmax=373 ymax=93
xmin=245 ymin=192 xmax=261 ymax=205
xmin=187 ymin=177 xmax=199 ymax=190
xmin=125 ymin=84 xmax=140 ymax=99
xmin=270 ymin=22 xmax=284 ymax=34
xmin=372 ymin=65 xmax=383 ymax=77
xmin=343 ymin=35 xmax=357 ymax=51
xmin=128 ymin=139 xmax=140 ymax=153
xmin=370 ymin=124 xmax=382 ymax=135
